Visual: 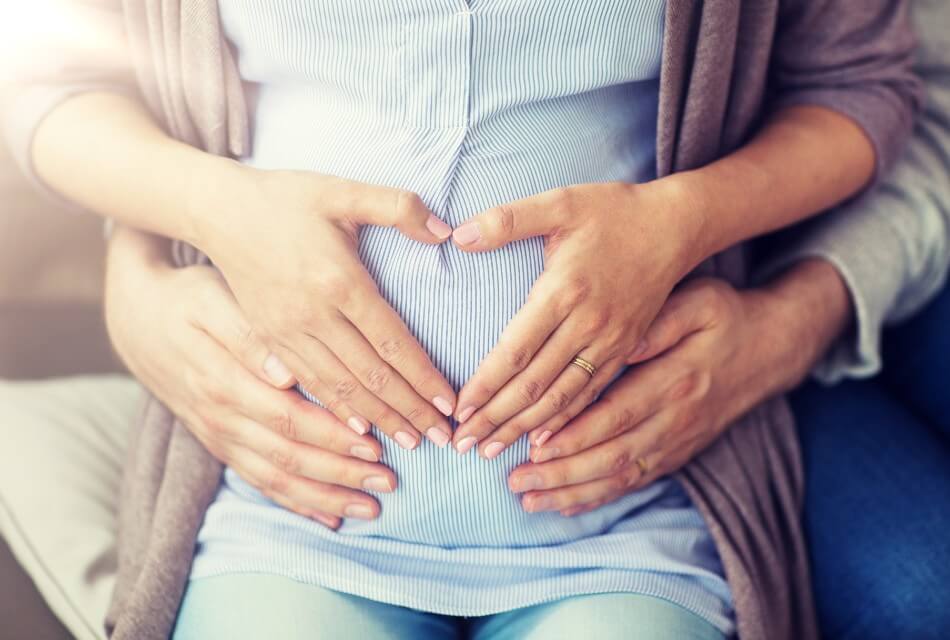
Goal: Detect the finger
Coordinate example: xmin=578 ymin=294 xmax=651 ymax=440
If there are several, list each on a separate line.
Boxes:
xmin=455 ymin=320 xmax=587 ymax=457
xmin=284 ymin=372 xmax=374 ymax=441
xmin=272 ymin=340 xmax=423 ymax=451
xmin=229 ymin=447 xmax=381 ymax=520
xmin=483 ymin=356 xmax=625 ymax=459
xmin=455 ymin=274 xmax=567 ymax=426
xmin=625 ymin=288 xmax=709 ymax=365
xmin=231 ymin=417 xmax=396 ymax=492
xmin=520 ymin=466 xmax=644 ymax=514
xmin=319 ymin=177 xmax=451 ymax=244
xmin=529 ymin=356 xmax=682 ymax=464
xmin=228 ymin=381 xmax=384 ymax=463
xmin=451 ymin=187 xmax=570 ymax=251
xmin=340 ymin=288 xmax=457 ymax=419
xmin=508 ymin=425 xmax=653 ymax=493
xmin=196 ymin=276 xmax=297 ymax=389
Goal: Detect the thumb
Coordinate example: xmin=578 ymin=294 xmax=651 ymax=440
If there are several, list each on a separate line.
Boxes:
xmin=328 ymin=179 xmax=451 ymax=244
xmin=626 ymin=288 xmax=709 ymax=364
xmin=452 ymin=188 xmax=567 ymax=252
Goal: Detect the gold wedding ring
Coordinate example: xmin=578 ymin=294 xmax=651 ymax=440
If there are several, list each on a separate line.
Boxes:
xmin=636 ymin=457 xmax=649 ymax=475
xmin=570 ymin=355 xmax=597 ymax=378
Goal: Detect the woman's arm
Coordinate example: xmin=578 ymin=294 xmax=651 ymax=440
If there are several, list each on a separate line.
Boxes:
xmin=449 ymin=103 xmax=876 ymax=456
xmin=26 ymin=88 xmax=460 ymax=449
xmin=106 ymin=225 xmax=394 ymax=526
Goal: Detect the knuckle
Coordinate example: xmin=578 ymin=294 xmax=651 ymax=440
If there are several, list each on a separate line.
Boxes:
xmin=669 ymin=369 xmax=712 ymax=403
xmin=501 ymin=343 xmax=531 ymax=370
xmin=546 ymin=390 xmax=571 ymax=412
xmin=334 ymin=376 xmax=361 ymax=400
xmin=403 ymin=404 xmax=427 ymax=425
xmin=265 ymin=468 xmax=291 ymax=495
xmin=551 ymin=186 xmax=574 ymax=211
xmin=563 ymin=275 xmax=592 ymax=308
xmin=314 ymin=270 xmax=352 ymax=305
xmin=395 ymin=190 xmax=424 ymax=220
xmin=609 ymin=448 xmax=631 ymax=473
xmin=496 ymin=203 xmax=516 ymax=235
xmin=609 ymin=473 xmax=629 ymax=494
xmin=377 ymin=337 xmax=406 ymax=366
xmin=611 ymin=405 xmax=636 ymax=436
xmin=270 ymin=409 xmax=298 ymax=441
xmin=269 ymin=445 xmax=300 ymax=474
xmin=364 ymin=366 xmax=392 ymax=394
xmin=517 ymin=379 xmax=544 ymax=404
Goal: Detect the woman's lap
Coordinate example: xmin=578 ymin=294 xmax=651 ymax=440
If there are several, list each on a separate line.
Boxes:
xmin=791 ymin=378 xmax=950 ymax=640
xmin=173 ymin=574 xmax=723 ymax=640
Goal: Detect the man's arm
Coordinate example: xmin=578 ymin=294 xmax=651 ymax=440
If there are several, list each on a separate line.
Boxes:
xmin=757 ymin=5 xmax=950 ymax=383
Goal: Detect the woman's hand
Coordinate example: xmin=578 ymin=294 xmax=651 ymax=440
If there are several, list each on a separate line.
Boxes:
xmin=450 ymin=179 xmax=703 ymax=457
xmin=505 ymin=261 xmax=852 ymax=515
xmin=197 ymin=167 xmax=458 ymax=450
xmin=106 ymin=229 xmax=396 ymax=528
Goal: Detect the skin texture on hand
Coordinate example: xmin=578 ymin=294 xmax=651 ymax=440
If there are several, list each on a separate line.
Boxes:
xmin=448 ymin=105 xmax=873 ymax=460
xmin=506 ymin=259 xmax=852 ymax=516
xmin=105 ymin=226 xmax=397 ymax=528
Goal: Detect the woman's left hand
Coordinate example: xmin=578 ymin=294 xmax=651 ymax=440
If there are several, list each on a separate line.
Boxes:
xmin=450 ymin=179 xmax=704 ymax=458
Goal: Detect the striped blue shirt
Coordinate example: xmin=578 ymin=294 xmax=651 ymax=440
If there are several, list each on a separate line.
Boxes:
xmin=192 ymin=0 xmax=734 ymax=633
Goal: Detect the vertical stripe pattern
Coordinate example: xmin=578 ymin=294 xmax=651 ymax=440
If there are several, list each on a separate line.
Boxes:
xmin=192 ymin=0 xmax=734 ymax=634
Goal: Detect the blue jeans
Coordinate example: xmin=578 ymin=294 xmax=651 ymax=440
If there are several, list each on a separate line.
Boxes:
xmin=172 ymin=574 xmax=724 ymax=640
xmin=791 ymin=282 xmax=950 ymax=640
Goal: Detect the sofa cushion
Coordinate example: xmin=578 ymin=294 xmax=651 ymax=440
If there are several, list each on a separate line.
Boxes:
xmin=0 ymin=376 xmax=141 ymax=640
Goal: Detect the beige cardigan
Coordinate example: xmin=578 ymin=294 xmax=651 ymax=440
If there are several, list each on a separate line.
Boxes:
xmin=1 ymin=1 xmax=922 ymax=638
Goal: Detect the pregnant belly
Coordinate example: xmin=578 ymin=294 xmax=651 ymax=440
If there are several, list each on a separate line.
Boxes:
xmin=305 ymin=225 xmax=626 ymax=547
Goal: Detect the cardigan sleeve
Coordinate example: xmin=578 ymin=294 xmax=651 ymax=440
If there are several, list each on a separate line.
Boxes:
xmin=756 ymin=4 xmax=950 ymax=383
xmin=0 ymin=0 xmax=137 ymax=204
xmin=770 ymin=0 xmax=923 ymax=181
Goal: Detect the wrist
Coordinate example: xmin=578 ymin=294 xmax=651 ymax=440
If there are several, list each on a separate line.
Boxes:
xmin=181 ymin=154 xmax=258 ymax=255
xmin=640 ymin=174 xmax=711 ymax=279
xmin=753 ymin=258 xmax=853 ymax=391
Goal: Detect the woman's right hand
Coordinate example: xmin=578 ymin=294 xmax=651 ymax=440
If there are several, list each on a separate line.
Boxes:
xmin=105 ymin=228 xmax=395 ymax=528
xmin=196 ymin=167 xmax=457 ymax=449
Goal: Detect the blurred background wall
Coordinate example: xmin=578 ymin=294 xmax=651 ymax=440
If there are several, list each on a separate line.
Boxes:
xmin=0 ymin=140 xmax=121 ymax=378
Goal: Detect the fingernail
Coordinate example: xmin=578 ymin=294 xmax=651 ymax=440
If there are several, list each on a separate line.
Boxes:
xmin=426 ymin=214 xmax=453 ymax=240
xmin=394 ymin=431 xmax=418 ymax=450
xmin=350 ymin=445 xmax=379 ymax=462
xmin=512 ymin=474 xmax=543 ymax=493
xmin=452 ymin=222 xmax=481 ymax=246
xmin=426 ymin=427 xmax=450 ymax=448
xmin=560 ymin=507 xmax=581 ymax=518
xmin=482 ymin=441 xmax=505 ymax=460
xmin=344 ymin=503 xmax=375 ymax=519
xmin=531 ymin=447 xmax=559 ymax=464
xmin=362 ymin=475 xmax=393 ymax=492
xmin=526 ymin=495 xmax=555 ymax=512
xmin=534 ymin=430 xmax=553 ymax=447
xmin=263 ymin=353 xmax=293 ymax=386
xmin=433 ymin=395 xmax=454 ymax=417
xmin=456 ymin=405 xmax=476 ymax=423
xmin=455 ymin=436 xmax=477 ymax=455
xmin=347 ymin=417 xmax=370 ymax=435
xmin=311 ymin=512 xmax=339 ymax=528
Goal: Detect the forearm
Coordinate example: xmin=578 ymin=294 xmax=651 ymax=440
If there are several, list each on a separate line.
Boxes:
xmin=32 ymin=91 xmax=247 ymax=249
xmin=666 ymin=105 xmax=876 ymax=270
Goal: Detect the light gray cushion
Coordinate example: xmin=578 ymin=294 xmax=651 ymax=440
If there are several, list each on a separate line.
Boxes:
xmin=0 ymin=376 xmax=141 ymax=640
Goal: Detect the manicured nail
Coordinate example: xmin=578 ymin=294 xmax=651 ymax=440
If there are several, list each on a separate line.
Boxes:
xmin=362 ymin=476 xmax=393 ymax=492
xmin=455 ymin=436 xmax=478 ymax=455
xmin=344 ymin=503 xmax=375 ymax=519
xmin=263 ymin=353 xmax=293 ymax=386
xmin=311 ymin=512 xmax=339 ymax=528
xmin=534 ymin=430 xmax=553 ymax=448
xmin=452 ymin=222 xmax=481 ymax=246
xmin=350 ymin=445 xmax=379 ymax=462
xmin=560 ymin=507 xmax=581 ymax=518
xmin=433 ymin=395 xmax=454 ymax=417
xmin=531 ymin=447 xmax=559 ymax=464
xmin=456 ymin=405 xmax=476 ymax=423
xmin=483 ymin=441 xmax=505 ymax=460
xmin=511 ymin=474 xmax=543 ymax=493
xmin=426 ymin=427 xmax=450 ymax=448
xmin=526 ymin=495 xmax=555 ymax=512
xmin=426 ymin=214 xmax=453 ymax=240
xmin=394 ymin=431 xmax=418 ymax=450
xmin=347 ymin=417 xmax=370 ymax=435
